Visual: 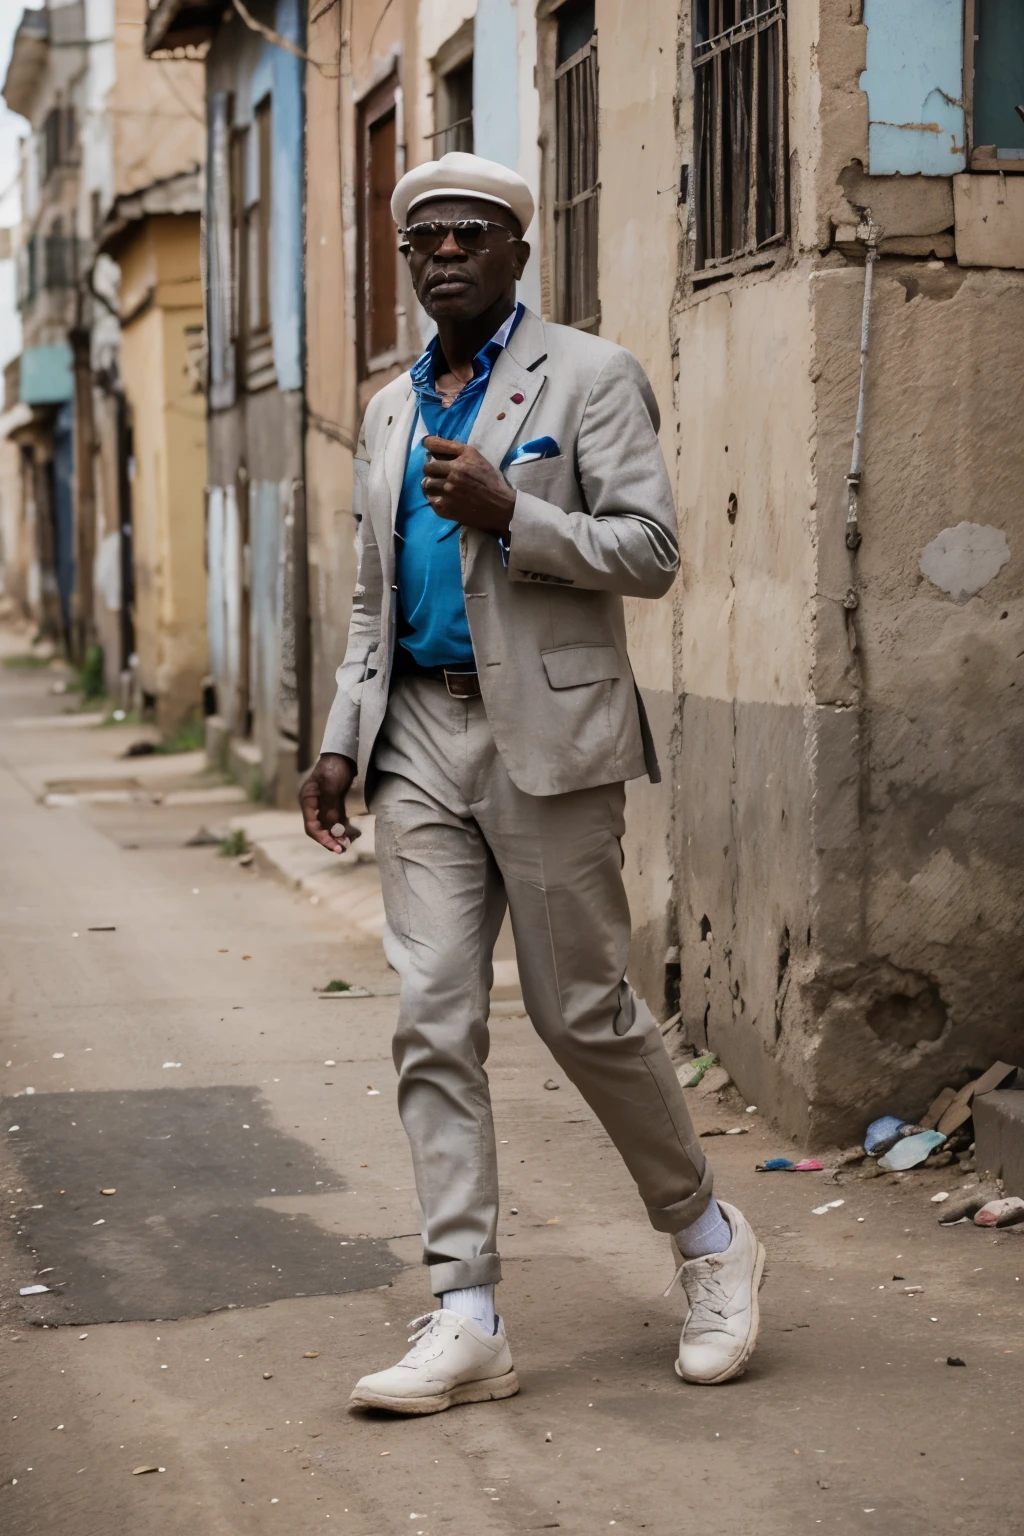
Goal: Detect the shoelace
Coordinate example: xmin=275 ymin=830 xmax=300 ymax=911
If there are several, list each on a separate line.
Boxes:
xmin=662 ymin=1258 xmax=730 ymax=1338
xmin=396 ymin=1311 xmax=446 ymax=1368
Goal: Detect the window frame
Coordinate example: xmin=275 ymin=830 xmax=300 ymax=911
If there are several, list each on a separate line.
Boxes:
xmin=964 ymin=0 xmax=1024 ymax=174
xmin=243 ymin=97 xmax=276 ymax=394
xmin=429 ymin=24 xmax=474 ymax=157
xmin=537 ymin=0 xmax=600 ymax=333
xmin=690 ymin=0 xmax=789 ymax=283
xmin=356 ymin=73 xmax=403 ymax=380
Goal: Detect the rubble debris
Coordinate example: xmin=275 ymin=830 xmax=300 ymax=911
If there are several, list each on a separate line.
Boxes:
xmin=679 ymin=1052 xmax=716 ymax=1088
xmin=947 ymin=1357 xmax=966 ymax=1367
xmin=937 ymin=1182 xmax=1002 ymax=1225
xmin=185 ymin=825 xmax=223 ymax=847
xmin=920 ymin=1087 xmax=958 ymax=1130
xmin=878 ymin=1131 xmax=946 ymax=1171
xmin=930 ymin=1191 xmax=950 ymax=1203
xmin=974 ymin=1197 xmax=1024 ymax=1229
xmin=544 ymin=1080 xmax=559 ymax=1090
xmin=757 ymin=1159 xmax=824 ymax=1173
xmin=864 ymin=1117 xmax=919 ymax=1156
xmin=696 ymin=1065 xmax=732 ymax=1097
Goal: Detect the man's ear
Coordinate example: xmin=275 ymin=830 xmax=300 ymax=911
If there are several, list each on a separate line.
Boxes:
xmin=512 ymin=240 xmax=531 ymax=279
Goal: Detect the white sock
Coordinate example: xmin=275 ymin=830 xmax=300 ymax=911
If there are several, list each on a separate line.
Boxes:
xmin=442 ymin=1284 xmax=497 ymax=1333
xmin=675 ymin=1198 xmax=733 ymax=1259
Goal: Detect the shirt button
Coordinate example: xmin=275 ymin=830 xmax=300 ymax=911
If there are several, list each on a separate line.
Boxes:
xmin=496 ymin=411 xmax=506 ymax=420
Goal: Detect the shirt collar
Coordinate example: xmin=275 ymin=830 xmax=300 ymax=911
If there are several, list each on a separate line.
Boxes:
xmin=410 ymin=301 xmax=523 ymax=394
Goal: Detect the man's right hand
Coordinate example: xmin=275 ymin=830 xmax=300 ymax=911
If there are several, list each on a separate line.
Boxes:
xmin=299 ymin=752 xmax=361 ymax=855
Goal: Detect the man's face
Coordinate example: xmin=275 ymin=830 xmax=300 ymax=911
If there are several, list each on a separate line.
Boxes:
xmin=402 ymin=196 xmax=530 ymax=323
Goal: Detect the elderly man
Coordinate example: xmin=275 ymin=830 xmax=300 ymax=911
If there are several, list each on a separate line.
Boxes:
xmin=301 ymin=152 xmax=764 ymax=1414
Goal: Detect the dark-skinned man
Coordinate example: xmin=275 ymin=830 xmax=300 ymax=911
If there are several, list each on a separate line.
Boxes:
xmin=300 ymin=152 xmax=765 ymax=1414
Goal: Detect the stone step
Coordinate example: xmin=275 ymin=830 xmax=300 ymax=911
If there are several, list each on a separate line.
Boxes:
xmin=973 ymin=1081 xmax=1024 ymax=1196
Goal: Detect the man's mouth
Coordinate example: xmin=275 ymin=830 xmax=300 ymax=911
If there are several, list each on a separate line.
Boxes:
xmin=426 ymin=271 xmax=472 ymax=296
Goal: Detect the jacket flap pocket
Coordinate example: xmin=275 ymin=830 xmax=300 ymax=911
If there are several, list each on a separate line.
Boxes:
xmin=541 ymin=645 xmax=621 ymax=689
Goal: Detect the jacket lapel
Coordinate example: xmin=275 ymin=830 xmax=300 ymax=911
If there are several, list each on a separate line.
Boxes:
xmin=382 ymin=384 xmax=417 ymax=535
xmin=467 ymin=307 xmax=547 ymax=470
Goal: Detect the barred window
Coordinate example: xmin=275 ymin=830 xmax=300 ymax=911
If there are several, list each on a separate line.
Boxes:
xmin=357 ymin=76 xmax=400 ymax=377
xmin=554 ymin=0 xmax=598 ymax=332
xmin=693 ymin=0 xmax=788 ymax=271
xmin=433 ymin=55 xmax=474 ymax=156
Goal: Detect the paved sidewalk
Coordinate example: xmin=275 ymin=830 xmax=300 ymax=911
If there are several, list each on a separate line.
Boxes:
xmin=0 ymin=648 xmax=1021 ymax=1536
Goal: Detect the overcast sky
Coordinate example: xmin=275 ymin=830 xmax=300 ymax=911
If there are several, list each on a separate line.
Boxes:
xmin=0 ymin=2 xmax=41 ymax=379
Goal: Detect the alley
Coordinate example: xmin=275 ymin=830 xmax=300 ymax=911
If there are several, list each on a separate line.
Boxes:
xmin=0 ymin=645 xmax=1020 ymax=1536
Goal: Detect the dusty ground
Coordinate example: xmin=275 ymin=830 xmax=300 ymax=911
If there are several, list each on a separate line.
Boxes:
xmin=1 ymin=638 xmax=1021 ymax=1536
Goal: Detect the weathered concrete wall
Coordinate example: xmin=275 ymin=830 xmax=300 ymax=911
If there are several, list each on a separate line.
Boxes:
xmin=118 ymin=216 xmax=207 ymax=733
xmin=791 ymin=262 xmax=1024 ymax=1142
xmin=668 ymin=0 xmax=1024 ymax=1143
xmin=594 ymin=0 xmax=680 ymax=1016
xmin=672 ymin=271 xmax=818 ymax=1122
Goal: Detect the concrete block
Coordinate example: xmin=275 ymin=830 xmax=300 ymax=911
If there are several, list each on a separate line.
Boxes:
xmin=204 ymin=713 xmax=228 ymax=770
xmin=879 ymin=234 xmax=955 ymax=257
xmin=954 ymin=174 xmax=1024 ymax=269
xmin=973 ymin=1087 xmax=1024 ymax=1196
xmin=227 ymin=737 xmax=262 ymax=800
xmin=838 ymin=165 xmax=954 ymax=236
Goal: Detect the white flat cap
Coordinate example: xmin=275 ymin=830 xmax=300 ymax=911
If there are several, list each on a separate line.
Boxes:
xmin=391 ymin=151 xmax=535 ymax=233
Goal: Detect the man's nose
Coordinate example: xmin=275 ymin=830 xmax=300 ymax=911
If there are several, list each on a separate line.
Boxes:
xmin=433 ymin=228 xmax=466 ymax=259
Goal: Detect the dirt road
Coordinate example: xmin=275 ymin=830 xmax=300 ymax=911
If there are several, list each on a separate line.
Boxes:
xmin=1 ymin=647 xmax=1021 ymax=1536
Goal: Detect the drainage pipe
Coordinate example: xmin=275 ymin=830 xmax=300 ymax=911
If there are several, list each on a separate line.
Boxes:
xmin=844 ymin=221 xmax=880 ymax=552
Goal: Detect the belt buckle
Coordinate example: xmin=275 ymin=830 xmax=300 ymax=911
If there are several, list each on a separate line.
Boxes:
xmin=443 ymin=669 xmax=475 ymax=699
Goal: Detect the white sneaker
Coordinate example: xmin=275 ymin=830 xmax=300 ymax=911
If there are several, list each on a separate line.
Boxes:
xmin=669 ymin=1200 xmax=765 ymax=1384
xmin=348 ymin=1309 xmax=519 ymax=1415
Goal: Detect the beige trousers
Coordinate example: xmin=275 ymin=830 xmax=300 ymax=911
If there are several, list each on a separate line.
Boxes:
xmin=370 ymin=675 xmax=712 ymax=1295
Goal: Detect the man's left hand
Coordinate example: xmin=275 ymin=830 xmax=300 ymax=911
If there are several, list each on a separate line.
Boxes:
xmin=422 ymin=438 xmax=516 ymax=538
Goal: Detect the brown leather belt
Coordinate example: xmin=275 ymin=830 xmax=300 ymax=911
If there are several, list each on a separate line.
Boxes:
xmin=397 ymin=657 xmax=481 ymax=698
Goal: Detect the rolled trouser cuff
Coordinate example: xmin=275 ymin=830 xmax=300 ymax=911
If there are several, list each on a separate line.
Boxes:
xmin=429 ymin=1253 xmax=503 ymax=1296
xmin=644 ymin=1156 xmax=715 ymax=1234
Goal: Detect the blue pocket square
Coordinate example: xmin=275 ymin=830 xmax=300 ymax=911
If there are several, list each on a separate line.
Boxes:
xmin=506 ymin=436 xmax=560 ymax=466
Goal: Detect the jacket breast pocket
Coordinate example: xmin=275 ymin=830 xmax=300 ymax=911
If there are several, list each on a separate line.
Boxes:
xmin=506 ymin=455 xmax=568 ymax=495
xmin=541 ymin=644 xmax=621 ymax=690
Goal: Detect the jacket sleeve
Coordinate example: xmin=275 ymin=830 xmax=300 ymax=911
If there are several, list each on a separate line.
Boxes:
xmin=505 ymin=348 xmax=679 ymax=598
xmin=319 ymin=421 xmax=383 ymax=761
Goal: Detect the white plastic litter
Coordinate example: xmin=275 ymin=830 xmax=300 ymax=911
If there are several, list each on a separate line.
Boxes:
xmin=20 ymin=1284 xmax=50 ymax=1295
xmin=812 ymin=1200 xmax=845 ymax=1215
xmin=162 ymin=1062 xmax=182 ymax=1070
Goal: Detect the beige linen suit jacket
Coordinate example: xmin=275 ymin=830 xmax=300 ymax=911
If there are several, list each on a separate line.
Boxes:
xmin=320 ymin=306 xmax=679 ymax=797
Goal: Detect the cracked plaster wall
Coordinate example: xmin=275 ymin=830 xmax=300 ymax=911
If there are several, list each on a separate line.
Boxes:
xmin=669 ymin=1 xmax=1024 ymax=1143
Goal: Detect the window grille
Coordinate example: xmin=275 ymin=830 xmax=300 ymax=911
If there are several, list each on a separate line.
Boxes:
xmin=357 ymin=78 xmax=400 ymax=376
xmin=693 ymin=0 xmax=787 ymax=271
xmin=430 ymin=56 xmax=474 ymax=156
xmin=42 ymin=106 xmax=77 ymax=182
xmin=554 ymin=8 xmax=598 ymax=331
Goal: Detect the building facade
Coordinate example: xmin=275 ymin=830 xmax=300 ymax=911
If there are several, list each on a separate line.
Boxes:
xmin=147 ymin=0 xmax=308 ymax=798
xmin=147 ymin=0 xmax=1024 ymax=1138
xmin=2 ymin=0 xmax=208 ymax=728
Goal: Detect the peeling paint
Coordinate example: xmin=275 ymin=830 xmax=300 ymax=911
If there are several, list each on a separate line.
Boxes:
xmin=860 ymin=0 xmax=966 ymax=175
xmin=919 ymin=522 xmax=1011 ymax=601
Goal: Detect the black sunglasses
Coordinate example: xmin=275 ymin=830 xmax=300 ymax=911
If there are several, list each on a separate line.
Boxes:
xmin=398 ymin=219 xmax=517 ymax=256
